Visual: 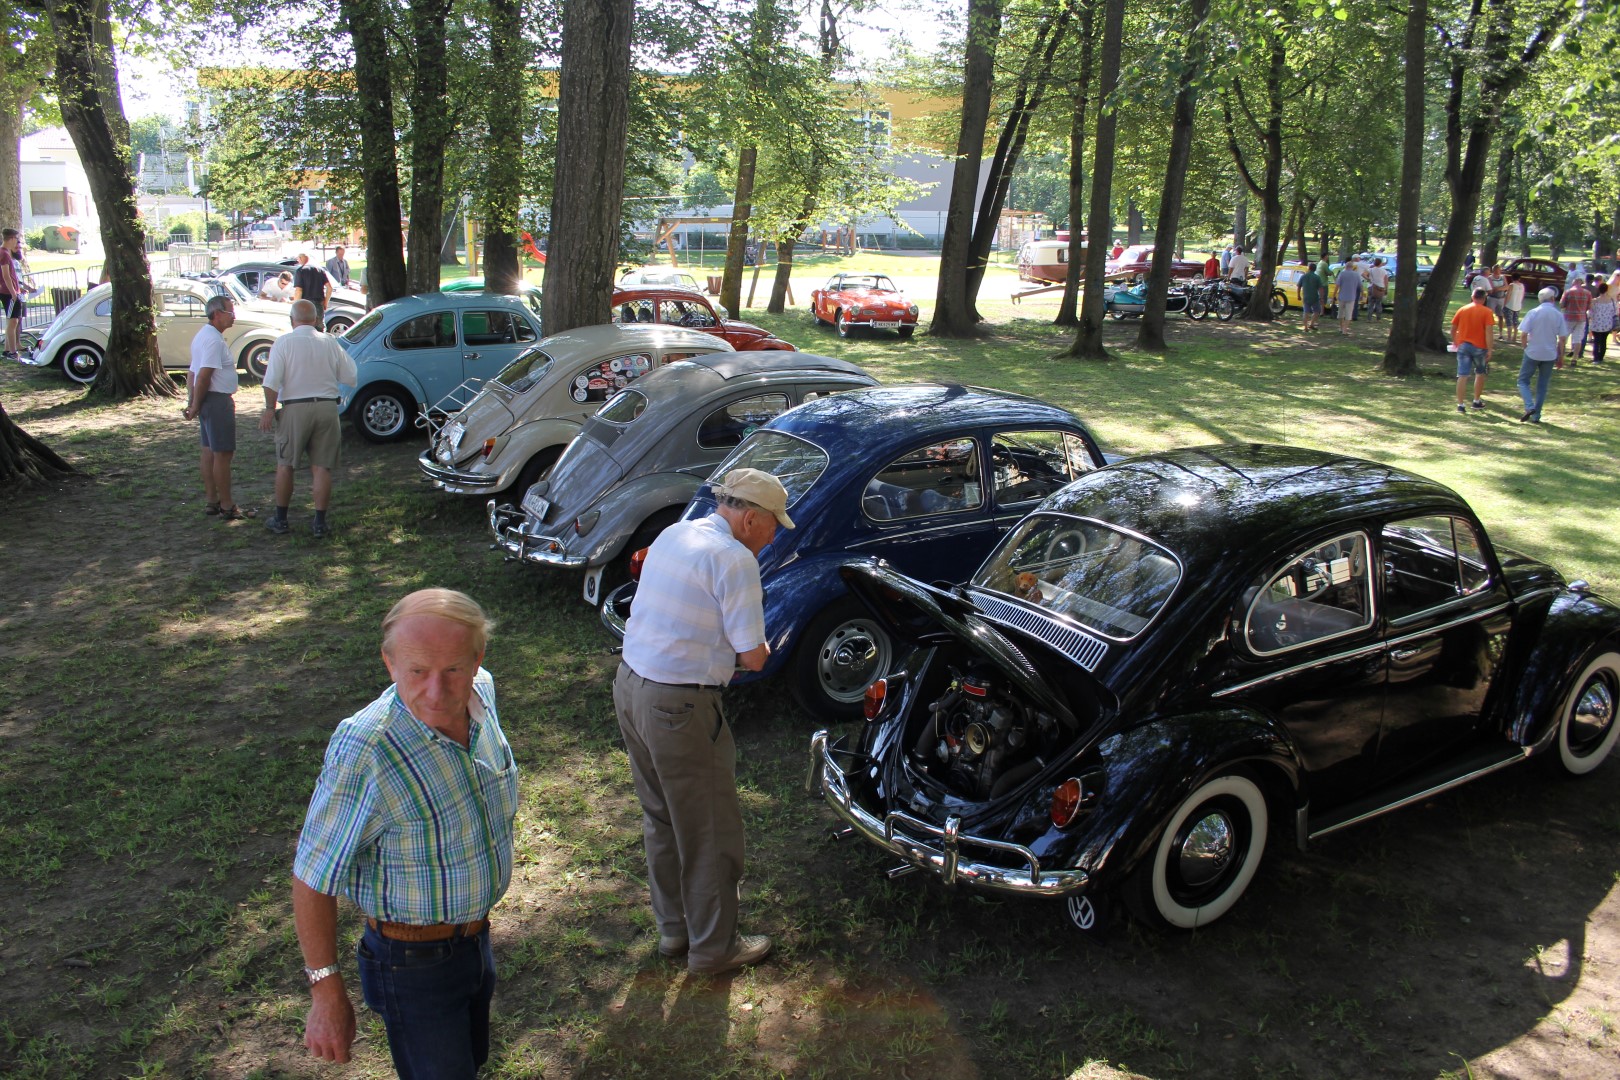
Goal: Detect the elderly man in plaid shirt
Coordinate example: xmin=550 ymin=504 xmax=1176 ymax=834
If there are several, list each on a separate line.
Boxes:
xmin=292 ymin=589 xmax=518 ymax=1078
xmin=1560 ymin=275 xmax=1592 ymax=364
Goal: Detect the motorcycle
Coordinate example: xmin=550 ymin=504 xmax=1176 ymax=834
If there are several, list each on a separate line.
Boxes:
xmin=1210 ymin=279 xmax=1288 ymax=321
xmin=1102 ymin=280 xmax=1208 ymax=320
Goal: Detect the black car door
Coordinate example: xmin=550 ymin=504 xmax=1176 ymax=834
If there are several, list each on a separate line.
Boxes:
xmin=845 ymin=434 xmax=997 ymax=583
xmin=1373 ymin=514 xmax=1513 ymax=778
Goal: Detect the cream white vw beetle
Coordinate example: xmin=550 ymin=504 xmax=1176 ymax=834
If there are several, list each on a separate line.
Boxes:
xmin=418 ymin=323 xmax=734 ymax=497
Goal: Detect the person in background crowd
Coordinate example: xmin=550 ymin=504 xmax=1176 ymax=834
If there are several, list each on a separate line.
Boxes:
xmin=1450 ymin=287 xmax=1496 ymax=414
xmin=1565 ymin=262 xmax=1585 ymax=293
xmin=0 ymin=228 xmax=23 ymax=360
xmin=259 ymin=300 xmax=358 ymax=537
xmin=1219 ymin=246 xmax=1233 ymax=276
xmin=292 ymin=253 xmax=333 ymax=323
xmin=1110 ymin=241 xmax=1124 ymax=259
xmin=1228 ymin=247 xmax=1251 ymax=282
xmin=1517 ymin=287 xmax=1565 ymax=423
xmin=1484 ymin=265 xmax=1507 ymax=331
xmin=1203 ymin=251 xmax=1220 ymax=280
xmin=1560 ymin=274 xmax=1592 ymax=364
xmin=1366 ymin=258 xmax=1389 ymax=319
xmin=1502 ymin=274 xmax=1526 ymax=345
xmin=1334 ymin=260 xmax=1363 ymax=334
xmin=325 ymin=246 xmax=351 ymax=288
xmin=1299 ymin=261 xmax=1324 ymax=332
xmin=182 ymin=295 xmax=254 ymax=521
xmin=1586 ymin=281 xmax=1615 ymax=365
xmin=260 ymin=271 xmax=295 ymax=302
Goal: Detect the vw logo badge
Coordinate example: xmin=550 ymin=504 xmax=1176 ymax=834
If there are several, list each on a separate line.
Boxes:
xmin=1067 ymin=895 xmax=1096 ymax=931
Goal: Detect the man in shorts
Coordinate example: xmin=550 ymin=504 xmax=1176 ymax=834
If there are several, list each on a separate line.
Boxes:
xmin=1299 ymin=261 xmax=1324 ymax=331
xmin=1450 ymin=287 xmax=1496 ymax=414
xmin=259 ymin=300 xmax=357 ymax=537
xmin=183 ymin=295 xmax=254 ymax=520
xmin=1502 ymin=274 xmax=1526 ymax=344
xmin=1560 ymin=275 xmax=1591 ymax=363
xmin=0 ymin=228 xmax=22 ymax=360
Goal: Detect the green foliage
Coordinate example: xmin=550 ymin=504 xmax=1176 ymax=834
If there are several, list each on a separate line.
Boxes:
xmin=163 ymin=211 xmax=230 ymax=242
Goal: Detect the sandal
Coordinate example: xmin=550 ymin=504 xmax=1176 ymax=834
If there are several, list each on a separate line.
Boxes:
xmin=220 ymin=505 xmax=258 ymax=521
xmin=205 ymin=502 xmax=222 ymax=516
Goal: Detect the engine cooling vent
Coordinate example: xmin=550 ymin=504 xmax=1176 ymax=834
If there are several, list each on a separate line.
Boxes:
xmin=971 ymin=593 xmax=1109 ymax=672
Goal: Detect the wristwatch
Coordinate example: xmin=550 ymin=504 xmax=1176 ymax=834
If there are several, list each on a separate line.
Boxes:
xmin=304 ymin=963 xmax=340 ymax=986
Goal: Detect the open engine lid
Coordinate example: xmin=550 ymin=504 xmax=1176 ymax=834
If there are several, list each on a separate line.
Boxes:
xmin=838 ymin=558 xmax=1078 ymax=729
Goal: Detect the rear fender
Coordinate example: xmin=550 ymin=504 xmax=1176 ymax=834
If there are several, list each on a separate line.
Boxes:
xmin=577 ymin=472 xmax=702 ymax=566
xmin=1025 ymin=709 xmax=1303 ymax=895
xmin=1504 ymin=588 xmax=1620 ymax=749
xmin=488 ymin=419 xmax=580 ymax=486
xmin=756 ymin=553 xmax=872 ymax=678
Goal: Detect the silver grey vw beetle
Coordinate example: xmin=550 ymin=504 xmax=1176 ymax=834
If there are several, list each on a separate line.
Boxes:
xmin=419 ymin=324 xmax=734 ymax=496
xmin=488 ymin=350 xmax=877 ymax=604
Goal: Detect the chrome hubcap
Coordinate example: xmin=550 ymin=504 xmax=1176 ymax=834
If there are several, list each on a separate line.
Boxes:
xmin=1570 ymin=678 xmax=1615 ymax=754
xmin=366 ymin=397 xmax=404 ymax=435
xmin=1177 ymin=811 xmax=1234 ymax=889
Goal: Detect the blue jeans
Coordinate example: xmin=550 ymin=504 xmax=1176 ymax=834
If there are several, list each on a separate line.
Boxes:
xmin=358 ymin=925 xmax=496 ymax=1079
xmin=1517 ymin=358 xmax=1553 ymax=418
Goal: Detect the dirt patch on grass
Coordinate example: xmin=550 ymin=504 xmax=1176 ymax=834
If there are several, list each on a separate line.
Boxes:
xmin=2 ymin=360 xmax=1617 ymax=1079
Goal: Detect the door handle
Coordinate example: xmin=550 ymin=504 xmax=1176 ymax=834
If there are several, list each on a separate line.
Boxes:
xmin=463 ymin=351 xmax=480 ymax=360
xmin=1391 ymin=647 xmax=1423 ymax=663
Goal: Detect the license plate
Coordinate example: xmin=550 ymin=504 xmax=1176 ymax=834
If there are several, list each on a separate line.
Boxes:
xmin=872 ymin=320 xmax=901 ymax=328
xmin=445 ymin=422 xmax=465 ymax=450
xmin=521 ymin=490 xmax=550 ymax=518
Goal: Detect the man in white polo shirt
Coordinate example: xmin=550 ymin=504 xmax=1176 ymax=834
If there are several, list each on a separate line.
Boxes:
xmin=183 ymin=295 xmax=255 ymax=520
xmin=612 ymin=468 xmax=791 ymax=976
xmin=259 ymin=300 xmax=358 ymax=537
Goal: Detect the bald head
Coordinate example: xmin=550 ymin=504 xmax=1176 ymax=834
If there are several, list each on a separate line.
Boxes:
xmin=290 ymin=299 xmax=320 ymax=327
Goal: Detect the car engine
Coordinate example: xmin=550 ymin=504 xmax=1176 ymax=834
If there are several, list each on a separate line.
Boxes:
xmin=911 ymin=665 xmax=1066 ymax=800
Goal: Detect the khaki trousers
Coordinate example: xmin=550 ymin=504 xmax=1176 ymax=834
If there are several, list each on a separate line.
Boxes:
xmin=613 ymin=664 xmax=744 ymax=968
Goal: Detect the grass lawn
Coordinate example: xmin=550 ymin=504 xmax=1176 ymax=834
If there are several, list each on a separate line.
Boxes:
xmin=2 ymin=273 xmax=1618 ymax=1079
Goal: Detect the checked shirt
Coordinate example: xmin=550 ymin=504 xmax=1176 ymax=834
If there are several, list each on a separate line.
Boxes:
xmin=294 ymin=669 xmax=519 ymax=924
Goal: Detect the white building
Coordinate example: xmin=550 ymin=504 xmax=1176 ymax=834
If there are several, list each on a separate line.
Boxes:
xmin=18 ymin=127 xmax=100 ymax=248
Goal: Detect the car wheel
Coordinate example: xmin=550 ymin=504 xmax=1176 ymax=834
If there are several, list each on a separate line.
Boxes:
xmin=1109 ymin=305 xmax=1127 ymax=321
xmin=242 ymin=341 xmax=273 ymax=381
xmin=351 ymin=385 xmax=415 ymax=443
xmin=60 ymin=342 xmax=104 ymax=384
xmin=836 ymin=309 xmax=853 ymax=338
xmin=1127 ymin=771 xmax=1268 ymax=930
xmin=508 ymin=447 xmax=560 ymax=499
xmin=792 ymin=596 xmax=894 ymax=717
xmin=1269 ymin=290 xmax=1288 ymax=317
xmin=326 ymin=314 xmax=355 ymax=335
xmin=1552 ymin=650 xmax=1620 ymax=776
xmin=897 ymin=324 xmax=915 ymax=339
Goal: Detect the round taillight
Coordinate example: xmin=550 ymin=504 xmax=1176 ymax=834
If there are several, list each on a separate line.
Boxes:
xmin=480 ymin=437 xmax=496 ymax=459
xmin=863 ymin=678 xmax=888 ymax=721
xmin=629 ymin=546 xmax=648 ymax=581
xmin=1050 ymin=777 xmax=1083 ymax=828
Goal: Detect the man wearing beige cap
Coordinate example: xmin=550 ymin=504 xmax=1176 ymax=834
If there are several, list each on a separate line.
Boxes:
xmin=612 ymin=467 xmax=792 ymax=975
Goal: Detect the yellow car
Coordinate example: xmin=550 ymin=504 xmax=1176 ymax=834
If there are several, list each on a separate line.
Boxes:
xmin=1274 ymin=262 xmax=1369 ymax=316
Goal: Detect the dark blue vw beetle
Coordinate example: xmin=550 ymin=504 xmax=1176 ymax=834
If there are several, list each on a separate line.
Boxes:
xmin=602 ymin=384 xmax=1109 ymax=714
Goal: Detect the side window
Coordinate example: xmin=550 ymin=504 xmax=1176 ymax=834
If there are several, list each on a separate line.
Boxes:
xmin=863 ymin=438 xmax=984 ymax=522
xmin=388 ymin=312 xmax=456 ymax=350
xmin=461 ymin=310 xmax=533 ymax=346
xmin=615 ymin=300 xmax=657 ymax=324
xmin=697 ymin=393 xmax=789 ymax=449
xmin=1381 ymin=515 xmax=1491 ymax=620
xmin=568 ymin=353 xmax=652 ymax=404
xmin=160 ymin=293 xmax=204 ymax=317
xmin=95 ymin=298 xmax=112 ymax=316
xmin=1245 ymin=532 xmax=1372 ymax=655
xmin=990 ymin=429 xmax=1091 ymax=507
xmin=662 ymin=299 xmax=716 ymax=328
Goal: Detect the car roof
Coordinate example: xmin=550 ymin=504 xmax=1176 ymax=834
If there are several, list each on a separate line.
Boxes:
xmin=666 ymin=350 xmax=868 ymax=382
xmin=368 ymin=290 xmax=537 ymax=318
xmin=766 ymin=384 xmax=1084 ymax=452
xmin=611 ymin=284 xmax=713 ymax=304
xmin=533 ymin=323 xmax=734 ymax=355
xmin=1042 ymin=444 xmax=1469 ymax=574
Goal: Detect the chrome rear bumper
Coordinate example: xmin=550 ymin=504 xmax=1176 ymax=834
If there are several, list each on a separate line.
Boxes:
xmin=808 ymin=730 xmax=1087 ymax=897
xmin=419 ymin=451 xmax=501 ymax=491
xmin=487 ymin=500 xmax=588 ymax=567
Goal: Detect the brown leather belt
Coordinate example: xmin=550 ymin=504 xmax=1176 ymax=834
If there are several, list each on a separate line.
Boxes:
xmin=367 ymin=916 xmax=489 ymax=942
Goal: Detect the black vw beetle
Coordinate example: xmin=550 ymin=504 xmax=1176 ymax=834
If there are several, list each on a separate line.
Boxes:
xmin=809 ymin=445 xmax=1620 ymax=932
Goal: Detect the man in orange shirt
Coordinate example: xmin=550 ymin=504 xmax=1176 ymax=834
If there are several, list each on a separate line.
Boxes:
xmin=1450 ymin=287 xmax=1496 ymax=414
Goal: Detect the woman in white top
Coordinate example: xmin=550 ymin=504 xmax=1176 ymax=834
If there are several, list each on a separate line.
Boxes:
xmin=1587 ymin=281 xmax=1616 ymax=365
xmin=1503 ymin=274 xmax=1526 ymax=344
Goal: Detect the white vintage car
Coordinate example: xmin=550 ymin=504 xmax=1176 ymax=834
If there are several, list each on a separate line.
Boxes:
xmin=22 ymin=277 xmax=291 ymax=385
xmin=418 ymin=323 xmax=734 ymax=497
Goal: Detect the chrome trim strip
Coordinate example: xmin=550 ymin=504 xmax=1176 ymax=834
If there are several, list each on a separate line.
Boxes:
xmin=809 ymin=730 xmax=1088 ymax=897
xmin=1307 ymin=747 xmax=1529 ymax=841
xmin=1215 ymin=601 xmax=1513 ymax=698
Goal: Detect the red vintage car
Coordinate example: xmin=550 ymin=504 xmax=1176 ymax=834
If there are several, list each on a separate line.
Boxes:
xmin=810 ymin=273 xmax=920 ymax=339
xmin=1104 ymin=244 xmax=1207 ymax=281
xmin=611 ymin=285 xmax=793 ymax=350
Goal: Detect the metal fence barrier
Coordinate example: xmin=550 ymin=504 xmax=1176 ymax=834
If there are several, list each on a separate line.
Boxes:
xmin=19 ymin=267 xmax=84 ymax=334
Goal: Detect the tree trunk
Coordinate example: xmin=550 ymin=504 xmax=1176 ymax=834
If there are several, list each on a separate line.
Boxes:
xmin=479 ymin=0 xmax=524 ymax=294
xmin=1054 ymin=3 xmax=1094 ymax=328
xmin=964 ymin=7 xmax=1069 ymax=317
xmin=1383 ymin=0 xmax=1426 ymax=376
xmin=768 ymin=194 xmax=816 ymax=314
xmin=340 ymin=0 xmax=407 ymax=305
xmin=929 ymin=0 xmax=1000 ymax=338
xmin=0 ymin=401 xmax=75 ymax=488
xmin=1126 ymin=200 xmax=1142 ymax=244
xmin=1233 ymin=198 xmax=1247 ymax=251
xmin=543 ymin=0 xmax=633 ymax=336
xmin=1478 ymin=135 xmax=1513 ymax=266
xmin=45 ymin=0 xmax=171 ymax=400
xmin=1061 ymin=0 xmax=1123 ymax=360
xmin=404 ymin=0 xmax=453 ymax=293
xmin=1 ymin=76 xmax=33 ymax=231
xmin=720 ymin=145 xmax=756 ymax=318
xmin=1223 ymin=33 xmax=1285 ymax=321
xmin=1137 ymin=0 xmax=1208 ymax=353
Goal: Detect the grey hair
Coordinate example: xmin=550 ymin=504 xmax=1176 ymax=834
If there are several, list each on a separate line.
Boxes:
xmin=716 ymin=493 xmax=764 ymax=515
xmin=204 ymin=294 xmax=233 ymax=317
xmin=1539 ymin=287 xmax=1558 ymax=302
xmin=289 ymin=299 xmax=320 ymax=326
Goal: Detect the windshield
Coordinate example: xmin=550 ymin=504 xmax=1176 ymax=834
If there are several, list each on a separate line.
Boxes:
xmin=344 ymin=309 xmax=386 ymax=342
xmin=708 ymin=430 xmax=829 ymax=506
xmin=974 ymin=514 xmax=1180 ymax=640
xmin=216 ymin=277 xmax=253 ymax=303
xmin=493 ymin=346 xmax=554 ymax=394
xmin=837 ymin=274 xmax=896 ymax=292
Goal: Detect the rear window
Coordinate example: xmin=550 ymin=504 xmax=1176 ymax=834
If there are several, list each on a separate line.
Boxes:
xmin=709 ymin=430 xmax=829 ymax=507
xmin=493 ymin=347 xmax=554 ymax=394
xmin=345 ymin=309 xmax=386 ymax=342
xmin=597 ymin=388 xmax=648 ymax=424
xmin=976 ymin=514 xmax=1180 ymax=640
